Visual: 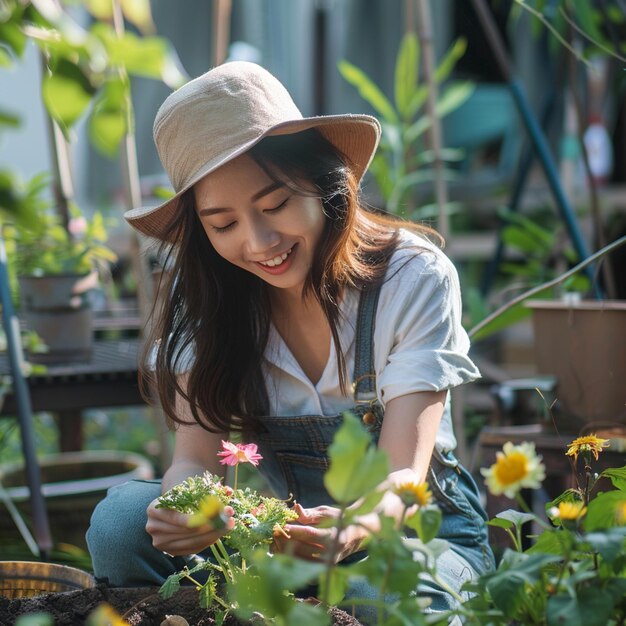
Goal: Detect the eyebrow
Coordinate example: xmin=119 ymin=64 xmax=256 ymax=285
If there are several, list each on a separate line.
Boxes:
xmin=198 ymin=182 xmax=285 ymax=216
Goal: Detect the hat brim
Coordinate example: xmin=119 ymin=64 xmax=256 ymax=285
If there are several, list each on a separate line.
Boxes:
xmin=124 ymin=114 xmax=380 ymax=242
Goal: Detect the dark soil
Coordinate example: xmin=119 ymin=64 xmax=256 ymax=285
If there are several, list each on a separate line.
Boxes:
xmin=0 ymin=584 xmax=364 ymax=626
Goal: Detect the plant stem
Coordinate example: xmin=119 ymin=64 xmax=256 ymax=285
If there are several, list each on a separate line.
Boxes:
xmin=209 ymin=541 xmax=233 ymax=583
xmin=234 ymin=464 xmax=239 ymax=491
xmin=321 ymin=505 xmax=348 ymax=606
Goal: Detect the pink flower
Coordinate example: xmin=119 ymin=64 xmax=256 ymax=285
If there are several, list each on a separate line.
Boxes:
xmin=68 ymin=216 xmax=88 ymax=237
xmin=217 ymin=441 xmax=263 ymax=467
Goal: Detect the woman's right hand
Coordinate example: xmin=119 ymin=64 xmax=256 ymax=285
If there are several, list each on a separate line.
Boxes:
xmin=146 ymin=498 xmax=234 ymax=556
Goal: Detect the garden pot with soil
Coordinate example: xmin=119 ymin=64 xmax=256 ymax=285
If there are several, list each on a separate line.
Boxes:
xmin=0 ymin=450 xmax=154 ymax=550
xmin=0 ymin=584 xmax=364 ymax=626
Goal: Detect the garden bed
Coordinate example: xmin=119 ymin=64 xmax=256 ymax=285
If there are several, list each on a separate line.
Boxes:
xmin=0 ymin=584 xmax=363 ymax=625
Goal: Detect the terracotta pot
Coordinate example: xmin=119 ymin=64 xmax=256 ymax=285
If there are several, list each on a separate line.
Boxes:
xmin=18 ymin=272 xmax=98 ymax=364
xmin=527 ymin=300 xmax=626 ymax=430
xmin=0 ymin=450 xmax=154 ymax=550
xmin=0 ymin=560 xmax=94 ymax=599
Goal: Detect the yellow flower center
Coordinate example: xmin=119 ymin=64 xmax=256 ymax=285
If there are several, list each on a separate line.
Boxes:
xmin=494 ymin=451 xmax=528 ymax=486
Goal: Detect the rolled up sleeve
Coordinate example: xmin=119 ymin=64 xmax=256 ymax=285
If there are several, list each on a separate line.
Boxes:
xmin=375 ymin=244 xmax=480 ymax=404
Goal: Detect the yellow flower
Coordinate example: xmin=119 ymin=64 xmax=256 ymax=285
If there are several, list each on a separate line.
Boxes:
xmin=615 ymin=501 xmax=626 ymax=525
xmin=566 ymin=434 xmax=610 ymax=462
xmin=394 ymin=481 xmax=433 ymax=507
xmin=549 ymin=500 xmax=587 ymax=521
xmin=481 ymin=441 xmax=546 ymax=499
xmin=188 ymin=495 xmax=224 ymax=528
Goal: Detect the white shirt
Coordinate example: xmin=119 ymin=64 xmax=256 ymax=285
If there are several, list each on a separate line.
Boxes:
xmin=262 ymin=230 xmax=481 ymax=452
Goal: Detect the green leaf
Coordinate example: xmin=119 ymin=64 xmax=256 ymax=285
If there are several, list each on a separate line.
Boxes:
xmin=41 ymin=58 xmax=95 ymax=130
xmin=394 ymin=32 xmax=419 ymax=121
xmin=583 ymin=528 xmax=626 ymax=563
xmin=493 ymin=509 xmax=536 ymax=529
xmin=338 ymin=60 xmax=399 ymax=124
xmin=318 ymin=564 xmax=349 ymax=606
xmin=525 ymin=528 xmax=574 ymax=555
xmin=90 ymin=22 xmax=185 ymax=87
xmin=486 ymin=551 xmax=560 ymax=617
xmin=405 ymin=505 xmax=441 ymax=544
xmin=434 ymin=80 xmax=475 ymax=119
xmin=158 ymin=572 xmax=181 ymax=599
xmin=88 ymin=77 xmax=128 ymax=157
xmin=584 ymin=490 xmax=626 ymax=531
xmin=0 ymin=46 xmax=13 ymax=67
xmin=404 ymin=114 xmax=431 ymax=143
xmin=0 ymin=20 xmax=28 ymax=59
xmin=324 ymin=412 xmax=389 ymax=504
xmin=344 ymin=489 xmax=385 ymax=520
xmin=570 ymin=0 xmax=607 ymax=48
xmin=434 ymin=37 xmax=467 ymax=83
xmin=120 ymin=0 xmax=155 ymax=34
xmin=600 ymin=465 xmax=626 ymax=491
xmin=229 ymin=551 xmax=325 ymax=620
xmin=0 ymin=109 xmax=21 ymax=129
xmin=547 ymin=587 xmax=614 ymax=626
xmin=288 ymin=601 xmax=331 ymax=626
xmin=199 ymin=576 xmax=217 ymax=609
xmin=470 ymin=287 xmax=555 ymax=341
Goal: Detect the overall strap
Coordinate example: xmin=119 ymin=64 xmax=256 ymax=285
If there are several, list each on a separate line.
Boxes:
xmin=352 ymin=284 xmax=382 ymax=403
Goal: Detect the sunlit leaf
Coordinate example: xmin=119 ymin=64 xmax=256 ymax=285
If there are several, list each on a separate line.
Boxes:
xmin=434 ymin=80 xmax=475 ymax=119
xmin=338 ymin=60 xmax=399 ymax=124
xmin=395 ymin=32 xmax=419 ymax=120
xmin=584 ymin=490 xmax=626 ymax=531
xmin=324 ymin=412 xmax=389 ymax=504
xmin=41 ymin=58 xmax=95 ymax=130
xmin=405 ymin=505 xmax=442 ymax=544
xmin=121 ymin=0 xmax=155 ymax=34
xmin=83 ymin=0 xmax=113 ymax=20
xmin=88 ymin=76 xmax=128 ymax=157
xmin=600 ymin=465 xmax=626 ymax=491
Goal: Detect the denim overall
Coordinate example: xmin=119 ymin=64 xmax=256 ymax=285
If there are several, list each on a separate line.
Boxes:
xmin=250 ymin=285 xmax=495 ymax=619
xmin=87 ymin=285 xmax=494 ymax=622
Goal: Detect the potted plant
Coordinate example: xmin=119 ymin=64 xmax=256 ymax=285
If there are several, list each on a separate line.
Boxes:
xmin=2 ymin=191 xmax=117 ymax=364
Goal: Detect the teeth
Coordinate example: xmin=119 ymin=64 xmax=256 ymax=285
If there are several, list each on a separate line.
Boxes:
xmin=260 ymin=248 xmax=291 ymax=267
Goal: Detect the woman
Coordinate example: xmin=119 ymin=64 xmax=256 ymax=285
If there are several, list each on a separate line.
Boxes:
xmin=87 ymin=61 xmax=494 ymax=621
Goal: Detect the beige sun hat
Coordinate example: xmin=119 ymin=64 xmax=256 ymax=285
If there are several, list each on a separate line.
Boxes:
xmin=124 ymin=61 xmax=381 ymax=242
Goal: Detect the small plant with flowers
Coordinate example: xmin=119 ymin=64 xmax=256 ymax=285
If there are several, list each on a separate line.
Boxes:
xmin=462 ymin=432 xmax=626 ymax=626
xmin=155 ymin=441 xmax=299 ymax=618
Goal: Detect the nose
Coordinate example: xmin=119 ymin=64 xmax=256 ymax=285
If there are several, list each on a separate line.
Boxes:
xmin=243 ymin=214 xmax=281 ymax=257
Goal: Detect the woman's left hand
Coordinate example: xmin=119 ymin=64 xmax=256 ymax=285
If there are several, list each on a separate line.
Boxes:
xmin=273 ymin=503 xmax=361 ymax=563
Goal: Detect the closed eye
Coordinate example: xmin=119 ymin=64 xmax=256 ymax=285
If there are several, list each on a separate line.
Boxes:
xmin=211 ymin=221 xmax=236 ymax=233
xmin=265 ymin=197 xmax=290 ymax=214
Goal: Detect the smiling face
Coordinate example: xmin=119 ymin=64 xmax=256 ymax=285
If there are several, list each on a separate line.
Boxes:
xmin=193 ymin=153 xmax=326 ymax=296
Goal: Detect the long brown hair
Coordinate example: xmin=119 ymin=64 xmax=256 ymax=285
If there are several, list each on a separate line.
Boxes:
xmin=141 ymin=129 xmax=441 ymax=433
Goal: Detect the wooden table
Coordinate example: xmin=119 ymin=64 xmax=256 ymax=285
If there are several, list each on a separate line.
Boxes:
xmin=0 ymin=339 xmax=145 ymax=451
